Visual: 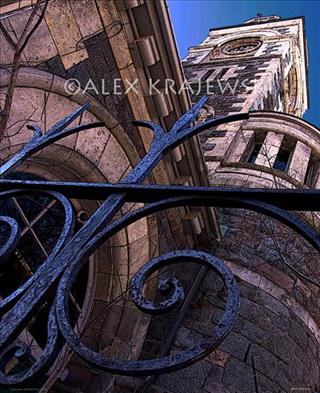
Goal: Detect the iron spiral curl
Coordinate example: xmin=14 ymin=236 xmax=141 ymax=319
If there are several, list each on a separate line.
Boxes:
xmin=0 ymin=96 xmax=319 ymax=385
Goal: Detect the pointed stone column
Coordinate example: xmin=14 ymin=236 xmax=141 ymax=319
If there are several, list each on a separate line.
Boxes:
xmin=227 ymin=130 xmax=255 ymax=163
xmin=255 ymin=132 xmax=284 ymax=168
xmin=287 ymin=141 xmax=312 ymax=183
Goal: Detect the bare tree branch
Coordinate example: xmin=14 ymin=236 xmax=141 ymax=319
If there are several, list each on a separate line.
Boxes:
xmin=0 ymin=0 xmax=49 ymax=139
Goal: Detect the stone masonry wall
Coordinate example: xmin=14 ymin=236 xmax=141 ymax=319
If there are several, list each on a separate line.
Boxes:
xmin=154 ymin=278 xmax=319 ymax=393
xmin=147 ymin=207 xmax=320 ymax=393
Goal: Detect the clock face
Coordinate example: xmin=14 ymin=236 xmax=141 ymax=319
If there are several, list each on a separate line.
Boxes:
xmin=222 ymin=38 xmax=262 ymax=55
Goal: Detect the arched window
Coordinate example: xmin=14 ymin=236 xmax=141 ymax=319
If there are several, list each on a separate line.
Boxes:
xmin=0 ymin=172 xmax=88 ymax=368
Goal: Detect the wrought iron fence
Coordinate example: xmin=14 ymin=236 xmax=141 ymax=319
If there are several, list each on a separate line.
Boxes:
xmin=0 ymin=96 xmax=319 ymax=386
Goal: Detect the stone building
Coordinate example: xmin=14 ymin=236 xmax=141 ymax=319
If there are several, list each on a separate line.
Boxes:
xmin=162 ymin=14 xmax=320 ymax=393
xmin=0 ymin=1 xmax=319 ymax=393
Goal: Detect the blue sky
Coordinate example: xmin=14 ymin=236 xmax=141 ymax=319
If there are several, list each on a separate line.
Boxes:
xmin=167 ymin=0 xmax=319 ymax=126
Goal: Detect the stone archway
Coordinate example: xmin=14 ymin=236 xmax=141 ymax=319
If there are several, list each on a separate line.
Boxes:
xmin=0 ymin=68 xmax=158 ymax=389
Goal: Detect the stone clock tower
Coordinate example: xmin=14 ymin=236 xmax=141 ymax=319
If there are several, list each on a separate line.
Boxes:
xmin=151 ymin=16 xmax=320 ymax=393
xmin=183 ymin=14 xmax=308 ymax=117
xmin=181 ymin=15 xmax=319 ymax=190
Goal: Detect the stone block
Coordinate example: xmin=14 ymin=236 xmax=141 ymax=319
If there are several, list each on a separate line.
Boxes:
xmin=288 ymin=141 xmax=311 ymax=183
xmin=254 ymin=263 xmax=294 ymax=292
xmin=223 ymin=358 xmax=255 ymax=392
xmin=254 ymin=290 xmax=289 ymax=318
xmin=175 ymin=326 xmax=204 ymax=349
xmin=70 ymin=0 xmax=102 ymax=38
xmin=220 ymin=332 xmax=250 ymax=361
xmin=241 ymin=319 xmax=265 ymax=344
xmin=157 ymin=361 xmax=211 ymax=393
xmin=250 ymin=345 xmax=279 ymax=381
xmin=206 ymin=350 xmax=230 ymax=367
xmin=288 ymin=315 xmax=310 ymax=351
xmin=45 ymin=0 xmax=88 ymax=69
xmin=204 ymin=381 xmax=231 ymax=393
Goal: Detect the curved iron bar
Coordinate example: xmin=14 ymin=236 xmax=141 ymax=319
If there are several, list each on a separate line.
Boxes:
xmin=57 ymin=249 xmax=239 ymax=376
xmin=0 ymin=96 xmax=319 ymax=385
xmin=0 ymin=304 xmax=60 ymax=385
xmin=0 ymin=190 xmax=74 ymax=314
xmin=54 ymin=193 xmax=319 ymax=376
xmin=0 ymin=216 xmax=20 ymax=263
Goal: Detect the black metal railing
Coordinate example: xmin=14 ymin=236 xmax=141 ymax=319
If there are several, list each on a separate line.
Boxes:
xmin=0 ymin=97 xmax=319 ymax=386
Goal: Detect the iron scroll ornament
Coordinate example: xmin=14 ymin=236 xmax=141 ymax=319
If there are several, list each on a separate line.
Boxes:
xmin=0 ymin=97 xmax=319 ymax=385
